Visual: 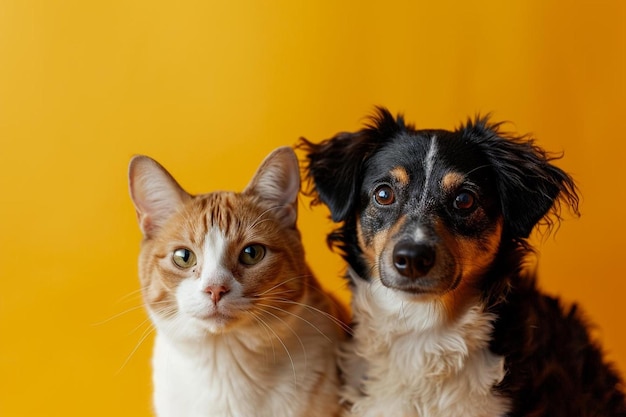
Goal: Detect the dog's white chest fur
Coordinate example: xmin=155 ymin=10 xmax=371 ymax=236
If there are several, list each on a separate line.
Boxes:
xmin=341 ymin=277 xmax=510 ymax=417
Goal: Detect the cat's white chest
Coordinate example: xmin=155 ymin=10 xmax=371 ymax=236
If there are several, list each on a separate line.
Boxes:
xmin=151 ymin=327 xmax=340 ymax=417
xmin=152 ymin=333 xmax=284 ymax=417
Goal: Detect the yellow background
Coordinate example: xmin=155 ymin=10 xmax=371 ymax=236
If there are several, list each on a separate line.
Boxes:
xmin=1 ymin=1 xmax=624 ymax=415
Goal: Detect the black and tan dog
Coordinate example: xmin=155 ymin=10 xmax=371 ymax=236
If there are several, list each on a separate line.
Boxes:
xmin=299 ymin=108 xmax=626 ymax=417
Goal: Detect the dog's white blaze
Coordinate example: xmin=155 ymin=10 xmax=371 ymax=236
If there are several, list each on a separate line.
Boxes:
xmin=412 ymin=226 xmax=426 ymax=243
xmin=418 ymin=135 xmax=438 ymax=209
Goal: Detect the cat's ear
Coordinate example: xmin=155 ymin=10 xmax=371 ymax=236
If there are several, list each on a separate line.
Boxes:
xmin=128 ymin=155 xmax=191 ymax=238
xmin=243 ymin=146 xmax=300 ymax=229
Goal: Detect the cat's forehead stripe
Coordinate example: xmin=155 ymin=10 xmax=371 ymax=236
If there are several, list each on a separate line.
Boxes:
xmin=190 ymin=193 xmax=239 ymax=236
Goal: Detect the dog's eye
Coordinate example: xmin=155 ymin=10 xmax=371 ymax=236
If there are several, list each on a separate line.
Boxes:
xmin=453 ymin=191 xmax=477 ymax=211
xmin=374 ymin=185 xmax=395 ymax=206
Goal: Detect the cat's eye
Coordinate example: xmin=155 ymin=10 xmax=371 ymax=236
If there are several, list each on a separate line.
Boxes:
xmin=239 ymin=244 xmax=266 ymax=266
xmin=453 ymin=190 xmax=477 ymax=212
xmin=172 ymin=248 xmax=197 ymax=269
xmin=373 ymin=184 xmax=395 ymax=206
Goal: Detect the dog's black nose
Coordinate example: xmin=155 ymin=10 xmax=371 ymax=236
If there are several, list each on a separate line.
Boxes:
xmin=393 ymin=241 xmax=436 ymax=278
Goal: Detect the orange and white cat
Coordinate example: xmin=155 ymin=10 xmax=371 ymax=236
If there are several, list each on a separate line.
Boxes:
xmin=128 ymin=147 xmax=347 ymax=417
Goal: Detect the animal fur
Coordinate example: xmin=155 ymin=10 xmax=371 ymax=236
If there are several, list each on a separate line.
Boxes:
xmin=129 ymin=147 xmax=347 ymax=417
xmin=299 ymin=107 xmax=626 ymax=417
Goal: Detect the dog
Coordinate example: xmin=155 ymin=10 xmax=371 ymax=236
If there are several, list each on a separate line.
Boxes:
xmin=299 ymin=107 xmax=626 ymax=417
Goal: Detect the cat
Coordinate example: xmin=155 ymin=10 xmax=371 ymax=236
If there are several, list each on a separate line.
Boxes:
xmin=128 ymin=146 xmax=347 ymax=417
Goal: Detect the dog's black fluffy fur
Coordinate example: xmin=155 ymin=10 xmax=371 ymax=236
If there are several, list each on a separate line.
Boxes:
xmin=299 ymin=107 xmax=626 ymax=416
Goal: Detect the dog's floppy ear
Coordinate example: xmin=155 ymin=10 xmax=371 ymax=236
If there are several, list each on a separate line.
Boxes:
xmin=461 ymin=117 xmax=580 ymax=238
xmin=298 ymin=131 xmax=372 ymax=221
xmin=298 ymin=107 xmax=405 ymax=222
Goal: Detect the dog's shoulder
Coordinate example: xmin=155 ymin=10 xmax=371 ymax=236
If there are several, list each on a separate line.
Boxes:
xmin=489 ymin=275 xmax=626 ymax=416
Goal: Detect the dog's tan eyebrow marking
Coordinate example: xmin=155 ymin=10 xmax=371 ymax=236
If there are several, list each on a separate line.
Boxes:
xmin=391 ymin=167 xmax=410 ymax=186
xmin=442 ymin=172 xmax=465 ymax=191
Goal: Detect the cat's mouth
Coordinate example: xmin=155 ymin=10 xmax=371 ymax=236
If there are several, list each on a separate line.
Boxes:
xmin=188 ymin=306 xmax=246 ymax=331
xmin=192 ymin=308 xmax=235 ymax=321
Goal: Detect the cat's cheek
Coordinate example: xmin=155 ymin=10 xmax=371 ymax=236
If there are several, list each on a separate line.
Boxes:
xmin=175 ymin=279 xmax=210 ymax=316
xmin=150 ymin=312 xmax=206 ymax=344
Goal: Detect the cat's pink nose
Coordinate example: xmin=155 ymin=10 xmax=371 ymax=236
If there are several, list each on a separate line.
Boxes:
xmin=205 ymin=285 xmax=230 ymax=303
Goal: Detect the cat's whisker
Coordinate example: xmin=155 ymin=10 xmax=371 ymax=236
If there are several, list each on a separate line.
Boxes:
xmin=129 ymin=313 xmax=160 ymax=336
xmin=254 ymin=275 xmax=349 ymax=329
xmin=260 ymin=298 xmax=352 ymax=336
xmin=245 ymin=310 xmax=277 ymax=362
xmin=254 ymin=308 xmax=300 ymax=386
xmin=91 ymin=304 xmax=147 ymax=327
xmin=299 ymin=280 xmax=351 ymax=320
xmin=262 ymin=275 xmax=346 ymax=308
xmin=161 ymin=309 xmax=179 ymax=320
xmin=255 ymin=290 xmax=299 ymax=301
xmin=127 ymin=149 xmax=346 ymax=415
xmin=253 ymin=288 xmax=299 ymax=302
xmin=115 ymin=288 xmax=145 ymax=303
xmin=116 ymin=323 xmax=156 ymax=376
xmin=253 ymin=274 xmax=310 ymax=297
xmin=247 ymin=204 xmax=289 ymax=232
xmin=94 ymin=294 xmax=177 ymax=327
xmin=258 ymin=302 xmax=334 ymax=344
xmin=137 ymin=317 xmax=158 ymax=341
